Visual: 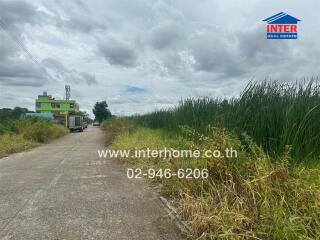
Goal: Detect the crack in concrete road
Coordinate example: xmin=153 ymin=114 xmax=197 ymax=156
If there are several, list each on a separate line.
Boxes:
xmin=0 ymin=127 xmax=182 ymax=240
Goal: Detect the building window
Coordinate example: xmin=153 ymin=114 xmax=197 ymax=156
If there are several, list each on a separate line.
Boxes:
xmin=36 ymin=102 xmax=41 ymax=108
xmin=51 ymin=103 xmax=60 ymax=108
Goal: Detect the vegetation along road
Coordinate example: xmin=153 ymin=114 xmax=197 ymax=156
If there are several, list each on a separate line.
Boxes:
xmin=0 ymin=126 xmax=182 ymax=240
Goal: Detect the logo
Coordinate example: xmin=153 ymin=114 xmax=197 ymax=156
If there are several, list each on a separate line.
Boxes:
xmin=263 ymin=12 xmax=301 ymax=39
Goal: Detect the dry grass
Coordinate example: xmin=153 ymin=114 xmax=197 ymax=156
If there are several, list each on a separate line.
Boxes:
xmin=0 ymin=134 xmax=38 ymax=158
xmin=0 ymin=120 xmax=68 ymax=158
xmin=22 ymin=121 xmax=67 ymax=143
xmin=103 ymin=118 xmax=320 ymax=239
xmin=101 ymin=117 xmax=136 ymax=146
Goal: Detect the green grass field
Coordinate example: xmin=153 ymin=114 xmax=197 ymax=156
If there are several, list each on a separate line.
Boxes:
xmin=102 ymin=80 xmax=320 ymax=239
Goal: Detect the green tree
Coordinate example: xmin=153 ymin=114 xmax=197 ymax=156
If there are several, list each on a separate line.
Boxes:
xmin=92 ymin=101 xmax=111 ymax=123
xmin=79 ymin=111 xmax=93 ymax=123
xmin=0 ymin=107 xmax=28 ymax=121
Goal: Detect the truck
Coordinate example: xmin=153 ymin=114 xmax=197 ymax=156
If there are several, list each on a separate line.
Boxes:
xmin=68 ymin=115 xmax=84 ymax=132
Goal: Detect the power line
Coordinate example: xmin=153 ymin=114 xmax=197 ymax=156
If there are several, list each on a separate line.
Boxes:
xmin=0 ymin=18 xmax=48 ymax=74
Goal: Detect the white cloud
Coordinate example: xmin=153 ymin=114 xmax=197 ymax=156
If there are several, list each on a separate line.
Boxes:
xmin=0 ymin=0 xmax=319 ymax=117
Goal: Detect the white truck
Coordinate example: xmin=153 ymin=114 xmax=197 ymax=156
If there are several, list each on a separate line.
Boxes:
xmin=68 ymin=115 xmax=84 ymax=132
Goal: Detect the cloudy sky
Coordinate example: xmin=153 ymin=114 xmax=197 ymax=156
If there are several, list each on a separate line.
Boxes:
xmin=0 ymin=0 xmax=319 ymax=116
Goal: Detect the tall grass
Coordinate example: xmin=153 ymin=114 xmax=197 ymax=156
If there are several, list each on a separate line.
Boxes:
xmin=132 ymin=81 xmax=320 ymax=163
xmin=0 ymin=134 xmax=38 ymax=158
xmin=0 ymin=119 xmax=67 ymax=157
xmin=101 ymin=118 xmax=136 ymax=145
xmin=102 ymin=118 xmax=320 ymax=239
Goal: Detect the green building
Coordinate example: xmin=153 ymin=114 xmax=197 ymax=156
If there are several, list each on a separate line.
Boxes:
xmin=36 ymin=91 xmax=79 ymax=121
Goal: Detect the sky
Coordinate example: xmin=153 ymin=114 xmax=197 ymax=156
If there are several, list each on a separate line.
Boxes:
xmin=0 ymin=0 xmax=320 ymax=117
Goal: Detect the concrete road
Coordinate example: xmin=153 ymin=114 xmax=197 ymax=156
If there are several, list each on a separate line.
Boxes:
xmin=0 ymin=127 xmax=182 ymax=240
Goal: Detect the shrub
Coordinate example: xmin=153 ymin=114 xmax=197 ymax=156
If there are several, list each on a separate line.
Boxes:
xmin=22 ymin=121 xmax=67 ymax=143
xmin=0 ymin=123 xmax=9 ymax=135
xmin=0 ymin=120 xmax=67 ymax=157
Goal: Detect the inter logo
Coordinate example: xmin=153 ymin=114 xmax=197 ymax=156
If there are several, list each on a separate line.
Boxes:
xmin=263 ymin=12 xmax=301 ymax=39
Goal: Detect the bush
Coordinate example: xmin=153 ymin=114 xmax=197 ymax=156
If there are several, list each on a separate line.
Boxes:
xmin=0 ymin=119 xmax=67 ymax=157
xmin=22 ymin=121 xmax=67 ymax=143
xmin=0 ymin=123 xmax=10 ymax=135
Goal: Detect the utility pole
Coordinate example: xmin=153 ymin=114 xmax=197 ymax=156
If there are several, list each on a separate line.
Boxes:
xmin=65 ymin=85 xmax=71 ymax=128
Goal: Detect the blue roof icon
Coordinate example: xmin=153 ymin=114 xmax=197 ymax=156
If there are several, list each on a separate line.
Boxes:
xmin=263 ymin=12 xmax=301 ymax=24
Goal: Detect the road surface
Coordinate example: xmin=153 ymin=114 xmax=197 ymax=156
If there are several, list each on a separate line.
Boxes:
xmin=0 ymin=127 xmax=182 ymax=240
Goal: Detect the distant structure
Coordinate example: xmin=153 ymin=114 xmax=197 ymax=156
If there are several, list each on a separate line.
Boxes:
xmin=25 ymin=112 xmax=54 ymax=120
xmin=65 ymin=85 xmax=71 ymax=101
xmin=35 ymin=89 xmax=79 ymax=121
